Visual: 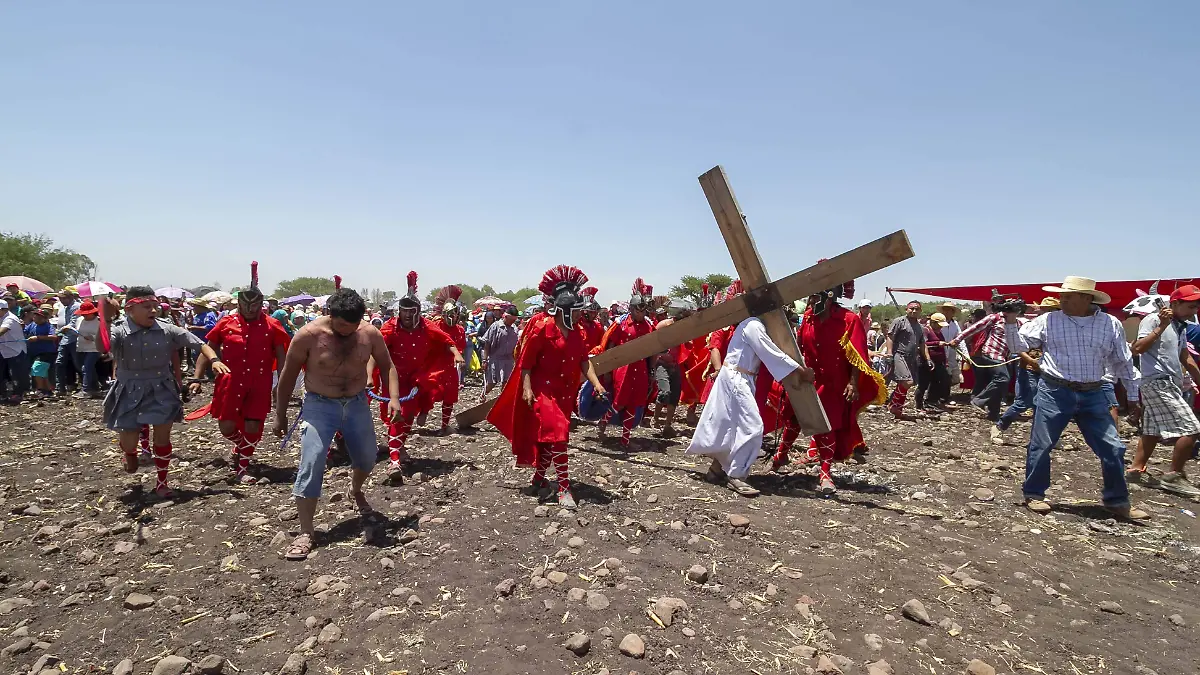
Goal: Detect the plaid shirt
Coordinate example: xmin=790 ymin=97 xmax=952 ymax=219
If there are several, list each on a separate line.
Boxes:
xmin=957 ymin=313 xmax=1020 ymax=362
xmin=1018 ymin=310 xmax=1140 ymax=400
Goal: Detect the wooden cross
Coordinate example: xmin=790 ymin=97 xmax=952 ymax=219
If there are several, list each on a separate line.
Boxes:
xmin=456 ymin=165 xmax=915 ymax=430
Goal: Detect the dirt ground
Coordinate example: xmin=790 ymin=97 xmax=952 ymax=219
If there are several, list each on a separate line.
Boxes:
xmin=0 ymin=378 xmax=1196 ymax=675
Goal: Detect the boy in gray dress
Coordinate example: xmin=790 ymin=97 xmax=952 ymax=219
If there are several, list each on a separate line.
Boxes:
xmin=104 ymin=286 xmax=228 ymax=497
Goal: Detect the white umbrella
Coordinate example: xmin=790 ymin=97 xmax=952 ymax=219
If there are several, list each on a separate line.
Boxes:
xmin=474 ymin=295 xmax=505 ymax=307
xmin=313 ymin=295 xmax=331 ymax=307
xmin=74 ymin=280 xmax=122 ymax=297
xmin=155 ymin=286 xmax=193 ymax=299
xmin=524 ymin=294 xmax=544 ymax=305
xmin=202 ymin=291 xmax=234 ymax=304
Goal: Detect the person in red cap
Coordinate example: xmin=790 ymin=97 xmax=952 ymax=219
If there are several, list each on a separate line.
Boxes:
xmin=374 ymin=271 xmax=462 ymax=482
xmin=192 ymin=262 xmax=291 ymax=484
xmin=66 ymin=300 xmax=105 ymax=396
xmin=1127 ymin=284 xmax=1200 ymax=497
xmin=488 ymin=265 xmax=607 ymax=509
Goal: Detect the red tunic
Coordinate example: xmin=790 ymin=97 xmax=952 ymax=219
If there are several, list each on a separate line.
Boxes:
xmin=764 ymin=306 xmax=883 ymax=458
xmin=432 ymin=320 xmax=466 ymax=405
xmin=487 ymin=318 xmax=589 ymax=467
xmin=377 ymin=317 xmax=455 ymax=418
xmin=699 ymin=326 xmax=734 ymax=404
xmin=603 ymin=316 xmax=654 ymax=410
xmin=580 ymin=318 xmax=604 ymax=355
xmin=205 ymin=313 xmax=290 ymax=421
xmin=678 ymin=334 xmax=709 ymax=405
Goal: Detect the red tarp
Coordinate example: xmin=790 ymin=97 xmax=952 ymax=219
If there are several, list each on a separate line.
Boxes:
xmin=888 ymin=279 xmax=1199 ymax=315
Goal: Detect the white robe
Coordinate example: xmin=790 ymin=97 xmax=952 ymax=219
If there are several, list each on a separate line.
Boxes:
xmin=685 ymin=317 xmax=800 ymax=478
xmin=940 ymin=319 xmax=962 ymax=384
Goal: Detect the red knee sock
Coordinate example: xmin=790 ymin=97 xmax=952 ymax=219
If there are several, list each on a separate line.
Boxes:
xmin=139 ymin=425 xmax=151 ymax=453
xmin=238 ymin=427 xmax=262 ymax=477
xmin=388 ymin=417 xmax=413 ymax=464
xmin=620 ymin=409 xmax=636 ymax=446
xmin=221 ymin=426 xmax=246 ymax=461
xmin=441 ymin=403 xmax=453 ymax=430
xmin=532 ymin=444 xmax=552 ymax=486
xmin=548 ymin=442 xmax=569 ymax=493
xmin=773 ymin=425 xmax=801 ymax=466
xmin=889 ymin=384 xmax=910 ymax=415
xmin=813 ymin=433 xmax=836 ymax=481
xmin=152 ymin=444 xmax=172 ymax=493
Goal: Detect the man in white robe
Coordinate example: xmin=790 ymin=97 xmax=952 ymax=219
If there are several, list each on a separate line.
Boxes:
xmin=938 ymin=303 xmax=963 ymax=386
xmin=685 ymin=316 xmax=814 ymax=496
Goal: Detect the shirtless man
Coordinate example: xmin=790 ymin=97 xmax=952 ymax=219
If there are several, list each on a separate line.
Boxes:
xmin=273 ymin=288 xmax=401 ymax=560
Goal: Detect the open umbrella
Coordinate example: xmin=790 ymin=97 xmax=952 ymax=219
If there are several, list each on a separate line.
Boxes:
xmin=523 ymin=293 xmax=544 ymax=305
xmin=474 ymin=295 xmax=505 ymax=307
xmin=155 ymin=286 xmax=194 ymax=299
xmin=74 ymin=280 xmax=122 ymax=297
xmin=201 ymin=291 xmax=234 ymax=305
xmin=281 ymin=294 xmax=316 ymax=306
xmin=313 ymin=295 xmax=331 ymax=307
xmin=0 ymin=276 xmax=53 ymax=294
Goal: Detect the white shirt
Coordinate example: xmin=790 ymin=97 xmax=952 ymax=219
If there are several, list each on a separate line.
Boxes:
xmin=0 ymin=312 xmax=26 ymax=358
xmin=1018 ymin=310 xmax=1139 ymax=400
xmin=73 ymin=316 xmax=102 ymax=353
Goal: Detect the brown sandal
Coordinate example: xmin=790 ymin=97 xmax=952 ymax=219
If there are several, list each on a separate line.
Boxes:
xmin=285 ymin=533 xmax=314 ymax=561
xmin=726 ymin=477 xmax=761 ymax=497
xmin=347 ymin=489 xmax=374 ymax=516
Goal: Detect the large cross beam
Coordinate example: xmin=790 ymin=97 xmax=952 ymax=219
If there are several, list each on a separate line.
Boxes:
xmin=456 ymin=166 xmax=915 ymax=428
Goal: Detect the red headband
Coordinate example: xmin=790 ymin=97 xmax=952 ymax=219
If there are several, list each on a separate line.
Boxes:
xmin=125 ymin=296 xmax=158 ymax=308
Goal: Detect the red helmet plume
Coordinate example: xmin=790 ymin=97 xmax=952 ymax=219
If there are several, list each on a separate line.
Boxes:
xmin=538 ymin=265 xmax=588 ymax=297
xmin=434 ymin=284 xmax=462 ymax=308
xmin=334 ymin=275 xmax=342 ymax=291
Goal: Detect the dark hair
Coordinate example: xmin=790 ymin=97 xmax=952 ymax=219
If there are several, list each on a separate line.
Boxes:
xmin=126 ymin=286 xmax=156 ymax=300
xmin=971 ymin=308 xmax=987 ymax=321
xmin=326 ymin=288 xmax=366 ymax=323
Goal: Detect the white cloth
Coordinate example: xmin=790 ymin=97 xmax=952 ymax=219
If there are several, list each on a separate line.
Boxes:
xmin=685 ymin=318 xmax=800 ymax=478
xmin=1017 ymin=310 xmax=1139 ymax=400
xmin=940 ymin=319 xmax=962 ymax=382
xmin=0 ymin=313 xmax=26 ymax=358
xmin=73 ymin=317 xmax=101 ymax=353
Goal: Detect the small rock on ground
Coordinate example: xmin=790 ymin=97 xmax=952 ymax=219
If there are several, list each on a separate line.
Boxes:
xmin=966 ymin=660 xmax=997 ymax=675
xmin=619 ymin=633 xmax=645 ymax=658
xmin=901 ymin=598 xmax=932 ymax=625
xmin=563 ymin=632 xmax=591 ymax=657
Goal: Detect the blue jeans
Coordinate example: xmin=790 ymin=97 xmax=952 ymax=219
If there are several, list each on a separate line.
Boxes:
xmin=292 ymin=391 xmax=378 ymax=499
xmin=55 ymin=342 xmax=81 ymax=392
xmin=1023 ymin=379 xmax=1128 ymax=507
xmin=998 ymin=368 xmax=1039 ymax=430
xmin=80 ymin=352 xmax=101 ymax=391
xmin=970 ymin=356 xmax=1011 ymax=420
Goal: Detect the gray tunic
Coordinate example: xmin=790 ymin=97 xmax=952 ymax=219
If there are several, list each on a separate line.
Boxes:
xmin=888 ymin=316 xmax=925 ymax=383
xmin=103 ymin=317 xmax=203 ymax=431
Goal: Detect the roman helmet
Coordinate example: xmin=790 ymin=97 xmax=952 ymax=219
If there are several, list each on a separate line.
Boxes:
xmin=238 ymin=261 xmax=264 ymax=320
xmin=398 ymin=271 xmax=421 ymax=329
xmin=697 ymin=283 xmax=716 ymax=309
xmin=629 ymin=278 xmax=652 ymax=313
xmin=434 ymin=284 xmax=463 ymax=327
xmin=539 ymin=264 xmax=589 ymax=330
xmin=581 ymin=286 xmax=600 ymax=314
xmin=807 ymin=259 xmax=856 ymax=315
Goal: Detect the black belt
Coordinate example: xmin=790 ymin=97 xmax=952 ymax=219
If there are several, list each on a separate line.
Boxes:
xmin=1042 ymin=373 xmax=1103 ymax=392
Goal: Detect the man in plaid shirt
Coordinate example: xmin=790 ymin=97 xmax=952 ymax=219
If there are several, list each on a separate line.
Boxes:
xmin=949 ymin=297 xmax=1025 ymax=421
xmin=1016 ymin=276 xmax=1148 ymax=521
xmin=1126 ymin=285 xmax=1200 ymax=497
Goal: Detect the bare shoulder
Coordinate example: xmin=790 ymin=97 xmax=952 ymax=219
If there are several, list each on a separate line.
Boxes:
xmin=292 ymin=319 xmax=327 ymax=345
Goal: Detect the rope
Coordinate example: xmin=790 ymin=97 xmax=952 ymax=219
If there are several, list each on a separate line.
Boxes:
xmin=949 ymin=344 xmax=1022 ymax=369
xmin=280 ymin=403 xmax=304 ymax=450
xmin=367 ymin=386 xmax=419 ymax=403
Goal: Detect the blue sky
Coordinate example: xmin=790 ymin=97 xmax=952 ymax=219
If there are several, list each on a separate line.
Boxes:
xmin=2 ymin=2 xmax=1196 ymax=305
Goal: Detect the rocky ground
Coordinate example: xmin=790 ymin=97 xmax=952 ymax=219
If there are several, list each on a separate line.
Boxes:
xmin=0 ymin=378 xmax=1197 ymax=675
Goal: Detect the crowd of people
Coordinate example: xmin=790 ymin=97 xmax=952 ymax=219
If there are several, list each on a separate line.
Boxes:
xmin=2 ymin=267 xmax=1198 ymax=557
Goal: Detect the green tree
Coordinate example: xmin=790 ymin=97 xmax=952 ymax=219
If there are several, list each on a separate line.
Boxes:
xmin=0 ymin=232 xmax=95 ymax=289
xmin=274 ymin=276 xmax=337 ymax=298
xmin=669 ymin=273 xmax=734 ymax=304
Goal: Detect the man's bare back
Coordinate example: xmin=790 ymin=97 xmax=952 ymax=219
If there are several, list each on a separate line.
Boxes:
xmin=290 ymin=317 xmax=379 ymax=398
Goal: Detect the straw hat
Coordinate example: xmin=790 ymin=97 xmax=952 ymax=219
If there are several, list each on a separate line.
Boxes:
xmin=1037 ymin=297 xmax=1060 ymax=309
xmin=1041 ymin=276 xmax=1111 ymax=305
xmin=937 ymin=301 xmax=958 ymax=315
xmin=929 ymin=312 xmax=949 ymax=327
xmin=187 ymin=298 xmax=212 ymax=310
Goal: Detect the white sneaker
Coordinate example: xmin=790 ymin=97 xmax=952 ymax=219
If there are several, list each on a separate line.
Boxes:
xmin=989 ymin=425 xmax=1005 ymax=445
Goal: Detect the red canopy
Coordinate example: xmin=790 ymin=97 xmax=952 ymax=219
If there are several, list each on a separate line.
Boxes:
xmin=888 ymin=279 xmax=1199 ymax=315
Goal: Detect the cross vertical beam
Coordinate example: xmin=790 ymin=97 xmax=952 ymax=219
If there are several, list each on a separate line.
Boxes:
xmin=698 ymin=166 xmax=831 ymax=434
